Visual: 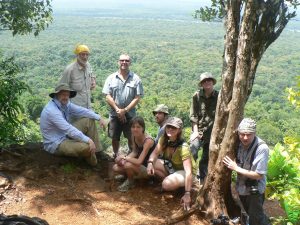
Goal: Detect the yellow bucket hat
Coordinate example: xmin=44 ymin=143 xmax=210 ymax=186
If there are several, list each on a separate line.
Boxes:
xmin=74 ymin=44 xmax=90 ymax=55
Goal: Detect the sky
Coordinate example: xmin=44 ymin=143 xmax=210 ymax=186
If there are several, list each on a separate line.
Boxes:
xmin=52 ymin=0 xmax=209 ymax=11
xmin=51 ymin=0 xmax=300 ymax=20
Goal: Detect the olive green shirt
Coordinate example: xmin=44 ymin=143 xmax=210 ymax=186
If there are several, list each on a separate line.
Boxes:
xmin=59 ymin=61 xmax=95 ymax=109
xmin=189 ymin=88 xmax=218 ymax=143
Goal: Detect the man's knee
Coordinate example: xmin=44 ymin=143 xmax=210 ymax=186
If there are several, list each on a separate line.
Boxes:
xmin=58 ymin=139 xmax=90 ymax=157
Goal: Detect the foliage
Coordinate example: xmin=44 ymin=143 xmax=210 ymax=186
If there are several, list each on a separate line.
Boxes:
xmin=61 ymin=163 xmax=76 ymax=174
xmin=194 ymin=0 xmax=299 ymax=22
xmin=0 ymin=112 xmax=41 ymax=147
xmin=0 ymin=0 xmax=53 ymax=36
xmin=1 ymin=15 xmax=300 ymax=148
xmin=0 ymin=55 xmax=30 ymax=146
xmin=193 ymin=0 xmax=225 ymax=21
xmin=267 ymin=141 xmax=300 ymax=224
xmin=287 ymin=75 xmax=300 ymax=109
xmin=24 ymin=95 xmax=47 ymax=121
xmin=0 ymin=0 xmax=52 ymax=147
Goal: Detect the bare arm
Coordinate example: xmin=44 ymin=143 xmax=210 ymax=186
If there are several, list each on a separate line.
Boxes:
xmin=147 ymin=142 xmax=163 ymax=175
xmin=223 ymin=156 xmax=263 ymax=180
xmin=105 ymin=94 xmax=119 ymax=111
xmin=180 ymin=158 xmax=193 ymax=210
xmin=125 ymin=138 xmax=154 ymax=166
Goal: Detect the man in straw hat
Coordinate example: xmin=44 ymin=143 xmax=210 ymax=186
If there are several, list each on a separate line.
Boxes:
xmin=189 ymin=72 xmax=218 ymax=183
xmin=223 ymin=118 xmax=270 ymax=225
xmin=40 ymin=83 xmax=106 ymax=166
xmin=152 ymin=104 xmax=169 ymax=144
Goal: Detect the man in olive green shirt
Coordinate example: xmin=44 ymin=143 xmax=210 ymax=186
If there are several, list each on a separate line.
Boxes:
xmin=189 ymin=72 xmax=218 ymax=183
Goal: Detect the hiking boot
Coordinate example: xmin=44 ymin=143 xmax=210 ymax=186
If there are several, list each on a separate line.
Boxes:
xmin=85 ymin=153 xmax=97 ymax=166
xmin=117 ymin=179 xmax=135 ymax=192
xmin=96 ymin=151 xmax=112 ymax=161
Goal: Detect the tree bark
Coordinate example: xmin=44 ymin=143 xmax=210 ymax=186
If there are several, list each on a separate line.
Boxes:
xmin=169 ymin=0 xmax=295 ymax=223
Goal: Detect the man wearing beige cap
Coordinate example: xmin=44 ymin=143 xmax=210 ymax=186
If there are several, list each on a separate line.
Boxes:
xmin=189 ymin=72 xmax=218 ymax=183
xmin=223 ymin=118 xmax=270 ymax=225
xmin=40 ymin=83 xmax=106 ymax=166
xmin=152 ymin=104 xmax=169 ymax=144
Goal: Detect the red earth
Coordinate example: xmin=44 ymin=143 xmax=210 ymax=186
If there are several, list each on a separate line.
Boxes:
xmin=0 ymin=143 xmax=285 ymax=225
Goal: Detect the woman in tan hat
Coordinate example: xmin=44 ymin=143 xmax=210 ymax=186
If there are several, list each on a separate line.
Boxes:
xmin=146 ymin=117 xmax=197 ymax=210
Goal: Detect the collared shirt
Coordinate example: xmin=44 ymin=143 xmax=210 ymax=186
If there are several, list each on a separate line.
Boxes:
xmin=102 ymin=71 xmax=144 ymax=118
xmin=189 ymin=88 xmax=218 ymax=143
xmin=236 ymin=136 xmax=269 ymax=195
xmin=59 ymin=61 xmax=95 ymax=109
xmin=40 ymin=98 xmax=100 ymax=154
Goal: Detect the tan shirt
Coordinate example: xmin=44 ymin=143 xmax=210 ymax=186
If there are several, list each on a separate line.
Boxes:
xmin=59 ymin=61 xmax=95 ymax=109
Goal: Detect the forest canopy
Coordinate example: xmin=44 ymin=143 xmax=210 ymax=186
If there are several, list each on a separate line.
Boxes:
xmin=1 ymin=8 xmax=300 ymax=148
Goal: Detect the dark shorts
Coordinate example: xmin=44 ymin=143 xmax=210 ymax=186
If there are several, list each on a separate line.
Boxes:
xmin=108 ymin=116 xmax=132 ymax=141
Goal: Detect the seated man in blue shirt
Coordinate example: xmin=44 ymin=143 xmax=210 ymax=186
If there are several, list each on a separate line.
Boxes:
xmin=40 ymin=83 xmax=106 ymax=166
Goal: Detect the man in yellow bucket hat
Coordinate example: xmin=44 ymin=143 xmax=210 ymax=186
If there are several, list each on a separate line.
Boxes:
xmin=58 ymin=44 xmax=110 ymax=160
xmin=59 ymin=44 xmax=95 ymax=109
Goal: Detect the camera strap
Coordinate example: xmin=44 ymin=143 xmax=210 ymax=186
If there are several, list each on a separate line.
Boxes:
xmin=249 ymin=140 xmax=265 ymax=168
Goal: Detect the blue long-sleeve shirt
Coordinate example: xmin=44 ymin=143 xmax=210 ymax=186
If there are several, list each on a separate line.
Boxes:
xmin=40 ymin=99 xmax=100 ymax=154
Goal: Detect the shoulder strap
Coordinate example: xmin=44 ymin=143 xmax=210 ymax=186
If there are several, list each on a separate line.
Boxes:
xmin=143 ymin=136 xmax=154 ymax=145
xmin=249 ymin=141 xmax=265 ymax=167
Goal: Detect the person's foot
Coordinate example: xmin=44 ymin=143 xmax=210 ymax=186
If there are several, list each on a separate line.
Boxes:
xmin=153 ymin=184 xmax=164 ymax=194
xmin=85 ymin=153 xmax=97 ymax=166
xmin=117 ymin=179 xmax=135 ymax=192
xmin=96 ymin=151 xmax=112 ymax=161
xmin=114 ymin=174 xmax=126 ymax=182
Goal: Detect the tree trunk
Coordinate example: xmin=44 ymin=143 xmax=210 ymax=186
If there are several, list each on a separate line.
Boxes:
xmin=168 ymin=0 xmax=295 ymax=223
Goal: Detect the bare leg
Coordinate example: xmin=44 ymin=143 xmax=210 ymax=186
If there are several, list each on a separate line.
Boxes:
xmin=112 ymin=139 xmax=119 ymax=155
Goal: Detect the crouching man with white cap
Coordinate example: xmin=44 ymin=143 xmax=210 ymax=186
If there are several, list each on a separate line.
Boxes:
xmin=223 ymin=118 xmax=270 ymax=225
xmin=40 ymin=83 xmax=106 ymax=166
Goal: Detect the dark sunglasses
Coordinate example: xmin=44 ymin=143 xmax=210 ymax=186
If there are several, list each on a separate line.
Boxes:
xmin=119 ymin=59 xmax=130 ymax=62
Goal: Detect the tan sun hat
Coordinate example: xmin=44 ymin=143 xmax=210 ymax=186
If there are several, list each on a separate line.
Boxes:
xmin=165 ymin=117 xmax=183 ymax=129
xmin=199 ymin=72 xmax=217 ymax=86
xmin=49 ymin=83 xmax=77 ymax=98
xmin=153 ymin=104 xmax=169 ymax=115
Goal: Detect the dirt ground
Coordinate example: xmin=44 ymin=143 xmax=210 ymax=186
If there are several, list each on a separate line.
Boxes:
xmin=0 ymin=143 xmax=285 ymax=225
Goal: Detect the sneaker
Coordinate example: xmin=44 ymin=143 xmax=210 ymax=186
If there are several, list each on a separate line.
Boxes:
xmin=114 ymin=174 xmax=126 ymax=182
xmin=117 ymin=179 xmax=135 ymax=192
